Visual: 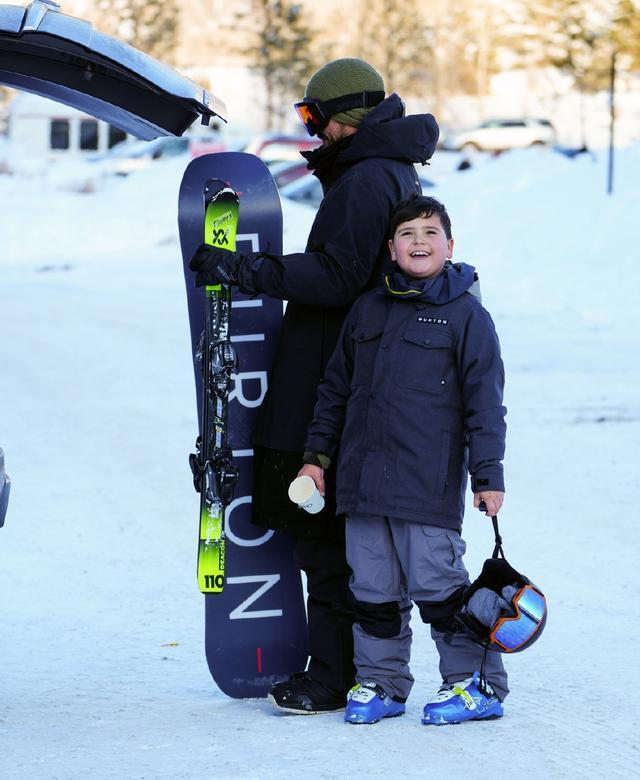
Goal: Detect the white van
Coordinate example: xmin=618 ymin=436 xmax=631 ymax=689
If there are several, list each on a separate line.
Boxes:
xmin=444 ymin=118 xmax=556 ymax=152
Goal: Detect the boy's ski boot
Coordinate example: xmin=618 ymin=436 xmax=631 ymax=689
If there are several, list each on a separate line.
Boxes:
xmin=344 ymin=681 xmax=406 ymax=724
xmin=422 ymin=672 xmax=503 ymax=725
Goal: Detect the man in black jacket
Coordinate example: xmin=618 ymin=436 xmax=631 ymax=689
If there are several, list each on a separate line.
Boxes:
xmin=189 ymin=58 xmax=439 ymax=713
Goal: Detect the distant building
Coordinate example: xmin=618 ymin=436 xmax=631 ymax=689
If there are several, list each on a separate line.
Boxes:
xmin=7 ymin=91 xmax=128 ymax=158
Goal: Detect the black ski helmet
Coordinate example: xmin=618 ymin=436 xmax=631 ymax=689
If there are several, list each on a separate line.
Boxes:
xmin=454 ymin=518 xmax=547 ymax=654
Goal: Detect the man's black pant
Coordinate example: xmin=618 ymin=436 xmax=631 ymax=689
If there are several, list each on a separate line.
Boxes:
xmin=294 ymin=536 xmax=355 ymax=695
xmin=252 ymin=446 xmax=356 ymax=694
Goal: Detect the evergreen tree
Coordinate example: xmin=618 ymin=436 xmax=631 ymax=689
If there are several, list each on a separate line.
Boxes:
xmin=353 ymin=0 xmax=513 ymax=114
xmin=509 ymin=0 xmax=626 ymax=92
xmin=354 ymin=0 xmax=434 ymax=97
xmin=609 ymin=0 xmax=640 ymax=72
xmin=235 ymin=1 xmax=314 ymax=131
xmin=429 ymin=0 xmax=510 ymax=98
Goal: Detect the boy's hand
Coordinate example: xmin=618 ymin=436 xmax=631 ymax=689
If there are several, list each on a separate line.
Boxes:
xmin=474 ymin=491 xmax=504 ymax=516
xmin=298 ymin=464 xmax=325 ymax=497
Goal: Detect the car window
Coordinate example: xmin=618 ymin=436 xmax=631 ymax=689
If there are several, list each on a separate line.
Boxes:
xmin=80 ymin=119 xmax=99 ymax=150
xmin=162 ymin=138 xmax=189 ymax=156
xmin=296 ymin=181 xmax=321 ymax=200
xmin=108 ymin=125 xmax=127 ymax=148
xmin=281 ymin=175 xmax=323 ymax=206
xmin=50 ymin=119 xmax=70 ymax=150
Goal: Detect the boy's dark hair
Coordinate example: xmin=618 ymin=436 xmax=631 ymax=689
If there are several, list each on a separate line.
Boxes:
xmin=389 ymin=194 xmax=453 ymax=240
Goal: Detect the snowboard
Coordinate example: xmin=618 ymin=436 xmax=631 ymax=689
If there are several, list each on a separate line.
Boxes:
xmin=178 ymin=152 xmax=308 ymax=699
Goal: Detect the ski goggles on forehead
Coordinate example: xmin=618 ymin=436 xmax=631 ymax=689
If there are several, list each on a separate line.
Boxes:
xmin=294 ymin=90 xmax=385 ymax=136
xmin=490 ymin=584 xmax=547 ymax=652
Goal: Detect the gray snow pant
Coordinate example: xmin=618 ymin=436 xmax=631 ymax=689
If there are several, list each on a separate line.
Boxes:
xmin=345 ymin=514 xmax=509 ymax=702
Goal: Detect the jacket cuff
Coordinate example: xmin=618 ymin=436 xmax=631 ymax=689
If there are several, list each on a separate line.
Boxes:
xmin=471 ymin=464 xmax=504 ymax=493
xmin=303 ymin=450 xmax=331 ymax=469
xmin=237 ymin=253 xmax=262 ymax=296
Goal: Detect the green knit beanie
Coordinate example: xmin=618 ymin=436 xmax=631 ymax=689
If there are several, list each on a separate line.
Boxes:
xmin=304 ymin=58 xmax=385 ymax=128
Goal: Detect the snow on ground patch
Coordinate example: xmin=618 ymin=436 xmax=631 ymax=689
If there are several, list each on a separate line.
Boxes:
xmin=1 ymin=149 xmax=639 ymax=779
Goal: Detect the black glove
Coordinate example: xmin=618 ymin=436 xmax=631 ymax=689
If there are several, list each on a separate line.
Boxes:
xmin=189 ymin=244 xmax=259 ymax=293
xmin=189 ymin=244 xmax=240 ymax=285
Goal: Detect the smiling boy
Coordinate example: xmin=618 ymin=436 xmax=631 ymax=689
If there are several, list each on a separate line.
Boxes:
xmin=298 ymin=194 xmax=509 ymax=725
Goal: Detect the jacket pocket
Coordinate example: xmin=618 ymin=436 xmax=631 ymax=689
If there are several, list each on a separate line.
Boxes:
xmin=421 ymin=526 xmax=468 ymax=577
xmin=396 ymin=329 xmax=454 ymax=394
xmin=351 ymin=326 xmax=383 ymax=386
xmin=435 ymin=430 xmax=451 ymax=500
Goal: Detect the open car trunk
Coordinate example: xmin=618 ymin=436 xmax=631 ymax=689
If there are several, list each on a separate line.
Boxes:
xmin=0 ymin=0 xmax=226 ymax=140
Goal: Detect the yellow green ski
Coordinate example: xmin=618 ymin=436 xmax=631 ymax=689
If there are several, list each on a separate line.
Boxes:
xmin=190 ymin=183 xmax=240 ymax=593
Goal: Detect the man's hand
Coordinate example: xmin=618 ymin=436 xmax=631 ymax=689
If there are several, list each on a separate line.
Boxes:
xmin=474 ymin=491 xmax=504 ymax=516
xmin=189 ymin=244 xmax=244 ymax=287
xmin=297 ymin=464 xmax=325 ymax=497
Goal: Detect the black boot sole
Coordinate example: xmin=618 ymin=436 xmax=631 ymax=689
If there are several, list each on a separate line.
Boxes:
xmin=267 ymin=693 xmax=345 ymax=715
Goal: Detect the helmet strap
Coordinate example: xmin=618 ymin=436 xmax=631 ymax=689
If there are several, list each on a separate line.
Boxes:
xmin=478 ymin=643 xmax=491 ymax=696
xmin=491 ymin=515 xmax=505 ymax=560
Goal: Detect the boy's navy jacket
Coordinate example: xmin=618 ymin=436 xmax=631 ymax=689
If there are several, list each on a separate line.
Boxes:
xmin=305 ymin=262 xmax=507 ymax=530
xmin=252 ymin=95 xmax=439 ymax=452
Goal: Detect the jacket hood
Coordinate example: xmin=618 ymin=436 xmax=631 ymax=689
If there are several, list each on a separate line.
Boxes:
xmin=339 ymin=93 xmax=439 ymax=166
xmin=385 ymin=262 xmax=477 ymax=304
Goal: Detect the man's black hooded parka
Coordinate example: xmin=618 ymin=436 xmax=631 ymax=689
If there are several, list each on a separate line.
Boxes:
xmin=250 ymin=94 xmax=439 ymax=536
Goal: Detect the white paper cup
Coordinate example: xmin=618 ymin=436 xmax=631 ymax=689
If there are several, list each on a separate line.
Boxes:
xmin=288 ymin=475 xmax=325 ymax=514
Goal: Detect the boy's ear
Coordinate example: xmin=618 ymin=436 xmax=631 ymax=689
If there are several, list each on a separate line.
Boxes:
xmin=388 ymin=238 xmax=396 ymax=262
xmin=447 ymin=238 xmax=455 ymax=258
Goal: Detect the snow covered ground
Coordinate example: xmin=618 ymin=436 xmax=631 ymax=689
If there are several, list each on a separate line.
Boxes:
xmin=1 ymin=147 xmax=639 ymax=779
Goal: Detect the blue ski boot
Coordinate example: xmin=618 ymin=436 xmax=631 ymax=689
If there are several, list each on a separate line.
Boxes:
xmin=422 ymin=672 xmax=503 ymax=725
xmin=344 ymin=681 xmax=406 ymax=724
